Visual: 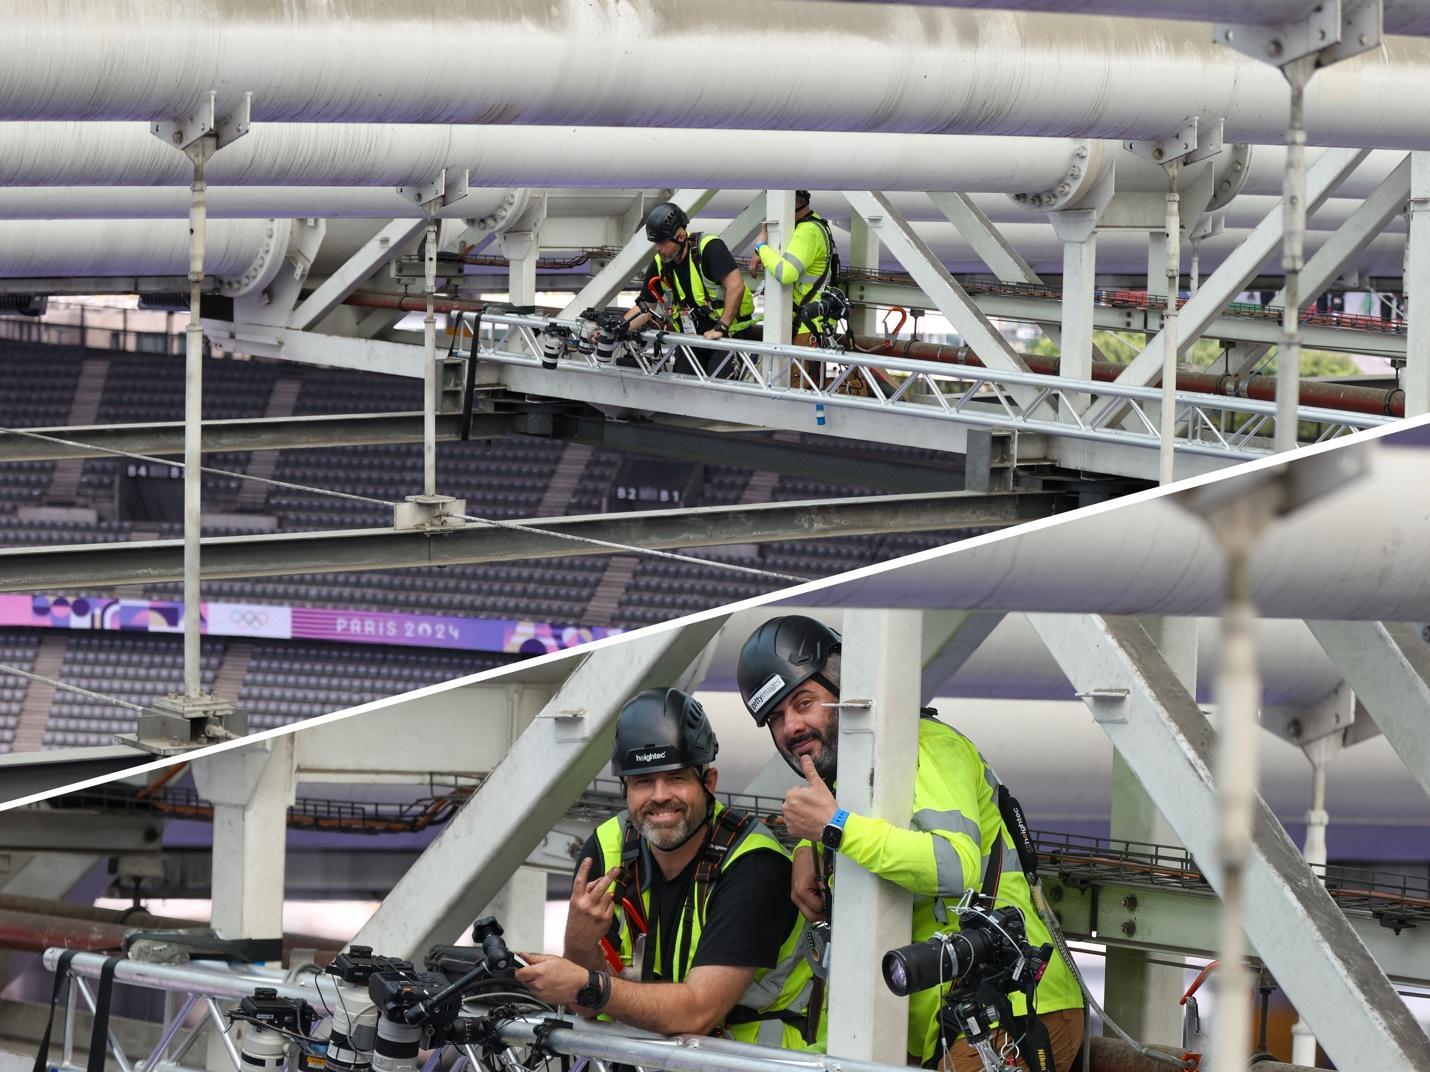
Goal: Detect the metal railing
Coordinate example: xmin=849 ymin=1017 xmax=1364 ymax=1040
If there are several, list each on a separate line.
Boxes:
xmin=38 ymin=950 xmax=906 ymax=1072
xmin=472 ymin=314 xmax=1389 ymax=465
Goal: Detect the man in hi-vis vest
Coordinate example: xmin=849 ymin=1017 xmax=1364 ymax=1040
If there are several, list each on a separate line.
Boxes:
xmin=517 ymin=688 xmax=819 ymax=1048
xmin=737 ymin=617 xmax=1086 ymax=1071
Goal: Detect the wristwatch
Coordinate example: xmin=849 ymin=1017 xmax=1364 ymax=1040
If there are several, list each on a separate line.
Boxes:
xmin=822 ymin=808 xmax=850 ymax=851
xmin=576 ymin=969 xmax=610 ymax=1010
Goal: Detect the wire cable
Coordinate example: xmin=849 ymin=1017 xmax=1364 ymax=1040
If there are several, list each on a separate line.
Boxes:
xmin=0 ymin=661 xmax=144 ymax=712
xmin=0 ymin=421 xmax=808 ymax=585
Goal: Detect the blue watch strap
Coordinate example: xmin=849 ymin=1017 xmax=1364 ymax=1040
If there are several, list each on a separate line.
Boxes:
xmin=829 ymin=808 xmax=849 ymax=830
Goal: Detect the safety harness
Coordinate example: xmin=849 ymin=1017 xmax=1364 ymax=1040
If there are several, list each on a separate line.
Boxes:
xmin=655 ymin=234 xmax=756 ymax=335
xmin=790 ymin=213 xmax=841 ymax=336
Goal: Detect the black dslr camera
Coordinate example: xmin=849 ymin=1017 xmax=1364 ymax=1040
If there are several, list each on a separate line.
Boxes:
xmin=882 ymin=895 xmax=1055 ymax=1072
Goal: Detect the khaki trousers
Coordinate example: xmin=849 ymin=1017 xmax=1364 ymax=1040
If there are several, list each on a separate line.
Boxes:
xmin=937 ymin=1008 xmax=1084 ymax=1072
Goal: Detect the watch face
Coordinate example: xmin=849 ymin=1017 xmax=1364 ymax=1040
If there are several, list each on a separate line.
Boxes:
xmin=577 ymin=982 xmax=601 ymax=1008
xmin=822 ymin=825 xmax=842 ymax=850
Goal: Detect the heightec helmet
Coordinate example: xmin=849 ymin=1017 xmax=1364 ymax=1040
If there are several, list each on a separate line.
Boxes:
xmin=737 ymin=616 xmax=842 ymax=727
xmin=612 ymin=687 xmax=718 ymax=777
xmin=645 ymin=202 xmax=689 ymax=243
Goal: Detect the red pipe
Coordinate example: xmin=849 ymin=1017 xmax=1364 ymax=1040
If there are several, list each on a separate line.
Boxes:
xmin=853 ymin=337 xmax=1405 ymax=419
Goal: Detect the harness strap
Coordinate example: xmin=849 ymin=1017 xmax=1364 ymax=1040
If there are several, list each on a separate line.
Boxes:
xmin=33 ymin=949 xmax=79 ymax=1072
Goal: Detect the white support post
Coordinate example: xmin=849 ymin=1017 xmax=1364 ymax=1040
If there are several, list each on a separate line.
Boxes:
xmin=1145 ymin=230 xmax=1169 ymax=299
xmin=500 ymin=229 xmax=539 ymax=309
xmin=848 ymin=212 xmax=881 ymax=337
xmin=1103 ymin=616 xmax=1194 ymax=1047
xmin=827 ymin=609 xmax=923 ymax=1061
xmin=354 ymin=619 xmax=726 ymax=959
xmin=1025 ymin=613 xmax=1430 ymax=1072
xmin=192 ymin=736 xmax=295 ymax=942
xmin=559 ymin=189 xmax=717 ymax=317
xmin=1159 ymin=162 xmax=1183 ymax=484
xmin=1049 ymin=210 xmax=1099 ymax=418
xmin=919 ymin=609 xmax=1005 ymax=704
xmin=1406 ymin=153 xmax=1430 ymax=416
xmin=762 ymin=189 xmax=796 ymax=358
xmin=1305 ymin=619 xmax=1430 ymax=797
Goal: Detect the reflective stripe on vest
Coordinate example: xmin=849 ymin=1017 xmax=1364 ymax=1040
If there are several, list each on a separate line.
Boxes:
xmin=654 ymin=234 xmax=756 ymax=332
xmin=594 ymin=805 xmax=816 ymax=1047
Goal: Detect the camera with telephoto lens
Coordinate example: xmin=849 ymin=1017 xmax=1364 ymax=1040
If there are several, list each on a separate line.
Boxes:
xmin=579 ymin=307 xmax=632 ymax=365
xmin=797 ymin=286 xmax=850 ymax=332
xmin=537 ymin=325 xmax=574 ymax=370
xmin=882 ymin=895 xmax=1050 ymax=1001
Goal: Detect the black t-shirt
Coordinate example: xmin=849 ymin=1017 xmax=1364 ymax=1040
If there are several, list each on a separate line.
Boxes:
xmin=644 ymin=235 xmax=739 ymax=331
xmin=576 ymin=822 xmax=795 ymax=981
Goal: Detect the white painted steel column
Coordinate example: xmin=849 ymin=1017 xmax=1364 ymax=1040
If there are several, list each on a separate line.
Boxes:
xmin=762 ymin=189 xmax=795 ymax=362
xmin=1159 ymin=164 xmax=1183 ymax=484
xmin=1275 ymin=62 xmax=1314 ymax=452
xmin=182 ymin=141 xmax=212 ymax=699
xmin=827 ymin=609 xmax=923 ymax=1060
xmin=1406 ymin=153 xmax=1430 ymax=416
xmin=500 ymin=229 xmax=539 ymax=309
xmin=848 ymin=214 xmax=881 ymax=337
xmin=421 ymin=209 xmax=440 ymax=496
xmin=1050 ymin=210 xmax=1099 ymax=418
xmin=354 ymin=619 xmax=726 ymax=959
xmin=191 ymin=735 xmax=296 ymax=941
xmin=1103 ymin=616 xmax=1192 ymax=1047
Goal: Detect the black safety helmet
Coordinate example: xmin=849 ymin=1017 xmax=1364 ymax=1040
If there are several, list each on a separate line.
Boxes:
xmin=795 ymin=190 xmax=812 ymax=210
xmin=645 ymin=202 xmax=689 ymax=243
xmin=612 ymin=687 xmax=718 ymax=777
xmin=737 ymin=615 xmax=842 ymax=727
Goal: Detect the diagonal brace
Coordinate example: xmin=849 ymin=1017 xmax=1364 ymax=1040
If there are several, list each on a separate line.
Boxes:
xmin=1026 ymin=612 xmax=1430 ymax=1072
xmin=1305 ymin=619 xmax=1430 ymax=800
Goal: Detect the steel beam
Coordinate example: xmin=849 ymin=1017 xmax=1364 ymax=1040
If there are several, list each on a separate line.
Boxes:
xmin=1025 ymin=612 xmax=1430 ymax=1072
xmin=289 ymin=219 xmax=427 ymax=331
xmin=1047 ymin=878 xmax=1430 ymax=989
xmin=0 ymin=811 xmax=161 ymax=852
xmin=843 ymin=191 xmax=1032 ymax=385
xmin=827 ymin=609 xmax=923 ymax=1060
xmin=353 ymin=618 xmax=726 ymax=957
xmin=0 ymin=490 xmax=1061 ymax=591
xmin=1305 ymin=619 xmax=1430 ymax=800
xmin=919 ymin=609 xmax=1005 ymax=704
xmin=0 ymin=746 xmax=153 ymax=803
xmin=841 ymin=279 xmax=1407 ymax=360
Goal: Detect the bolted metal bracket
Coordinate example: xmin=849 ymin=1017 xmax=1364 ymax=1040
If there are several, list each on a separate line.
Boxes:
xmin=116 ymin=693 xmax=247 ymax=757
xmin=1076 ymin=688 xmax=1130 ymax=724
xmin=152 ymin=91 xmax=252 ymax=152
xmin=1216 ymin=0 xmax=1382 ymax=68
xmin=1125 ymin=116 xmax=1202 ymax=167
xmin=1262 ymin=679 xmax=1358 ymax=746
xmin=397 ymin=167 xmax=471 ymax=211
xmin=394 ymin=493 xmax=468 ymax=531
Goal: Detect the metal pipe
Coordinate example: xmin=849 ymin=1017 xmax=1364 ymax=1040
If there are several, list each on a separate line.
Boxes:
xmin=75 ymin=975 xmax=136 ymax=1072
xmin=848 ymin=1 xmax=1430 ymax=39
xmin=1203 ymin=498 xmax=1272 ymax=1072
xmin=0 ymin=122 xmax=1093 ymax=193
xmin=140 ymin=993 xmax=199 ymax=1072
xmin=1159 ymin=161 xmax=1182 ymax=485
xmin=7 ymin=4 xmax=1430 ymax=148
xmin=43 ymin=949 xmax=307 ymax=1003
xmin=1276 ymin=63 xmax=1314 ymax=452
xmin=851 ymin=338 xmax=1407 ymax=418
xmin=205 ymin=997 xmax=243 ymax=1072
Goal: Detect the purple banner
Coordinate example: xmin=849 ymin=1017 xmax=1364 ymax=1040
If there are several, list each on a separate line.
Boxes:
xmin=0 ymin=594 xmax=618 ymax=655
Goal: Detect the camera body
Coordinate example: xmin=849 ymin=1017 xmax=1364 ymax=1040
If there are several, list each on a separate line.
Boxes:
xmin=882 ymin=895 xmax=1049 ymax=1002
xmin=797 ymin=286 xmax=850 ymax=333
